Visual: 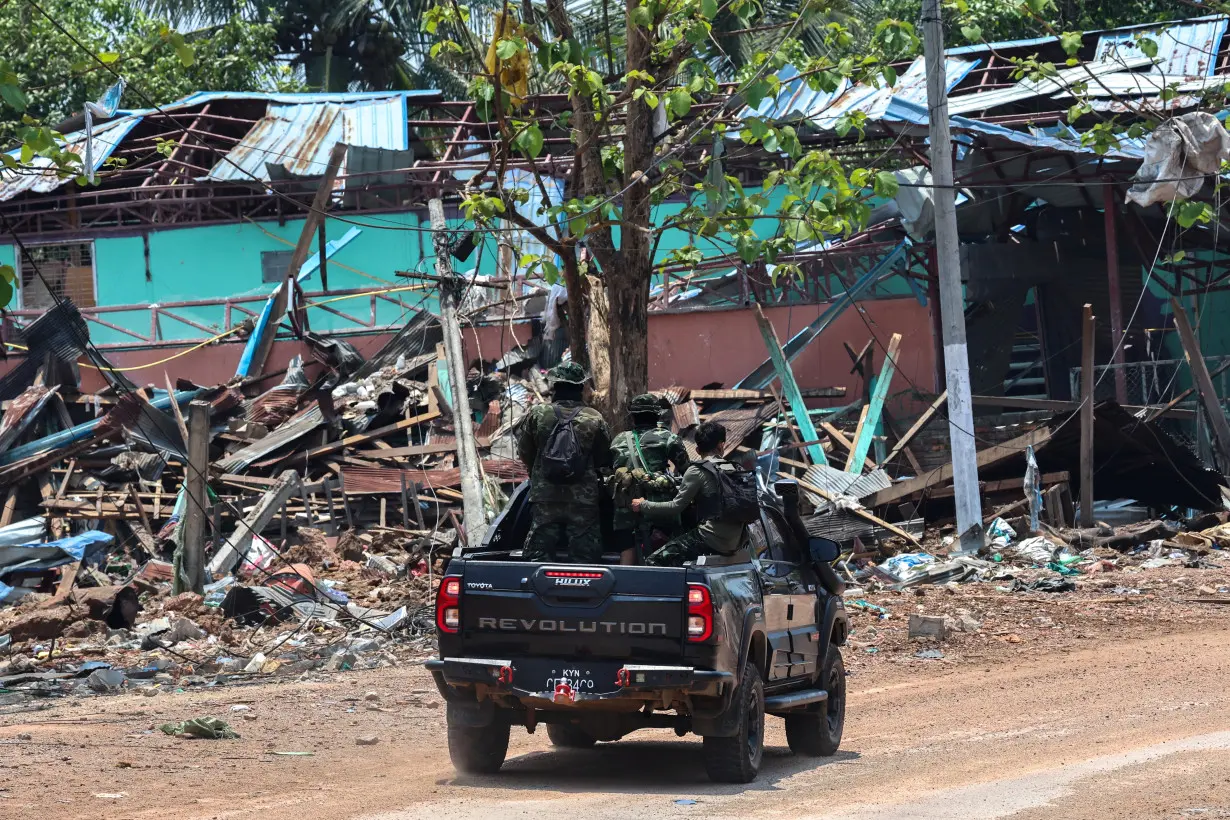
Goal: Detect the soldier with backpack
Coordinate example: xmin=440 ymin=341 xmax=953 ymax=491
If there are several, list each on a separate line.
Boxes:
xmin=632 ymin=421 xmax=758 ymax=566
xmin=609 ymin=393 xmax=691 ymax=565
xmin=515 ymin=362 xmax=612 ymax=563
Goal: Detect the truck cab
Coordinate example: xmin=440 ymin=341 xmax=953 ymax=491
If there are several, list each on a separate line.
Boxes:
xmin=426 ymin=480 xmax=848 ymax=783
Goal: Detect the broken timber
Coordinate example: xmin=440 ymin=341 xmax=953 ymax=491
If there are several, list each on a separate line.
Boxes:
xmin=753 ymin=303 xmax=827 ymax=466
xmin=1171 ymin=297 xmax=1230 ymax=471
xmin=846 ymin=333 xmax=902 ymax=473
xmin=206 ymin=469 xmax=302 ymax=577
xmin=867 ymin=426 xmax=1053 ymax=507
xmin=879 ymin=390 xmax=947 ymax=469
xmin=796 ymin=479 xmax=922 ymax=547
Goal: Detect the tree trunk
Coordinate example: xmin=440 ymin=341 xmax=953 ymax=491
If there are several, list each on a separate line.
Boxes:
xmin=603 ymin=263 xmax=651 ymax=427
xmin=561 ymin=250 xmax=590 ymax=370
xmin=585 ymin=272 xmax=613 ymax=418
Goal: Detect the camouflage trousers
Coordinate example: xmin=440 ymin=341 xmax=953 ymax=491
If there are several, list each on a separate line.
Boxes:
xmin=523 ymin=504 xmax=604 ymax=564
xmin=645 ymin=528 xmax=709 ymax=567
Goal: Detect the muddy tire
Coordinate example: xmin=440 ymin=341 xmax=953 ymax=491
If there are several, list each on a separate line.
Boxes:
xmin=546 ymin=723 xmax=598 ymax=749
xmin=786 ymin=645 xmax=845 ymax=757
xmin=447 ymin=706 xmax=510 ymax=774
xmin=703 ymin=664 xmax=765 ymax=783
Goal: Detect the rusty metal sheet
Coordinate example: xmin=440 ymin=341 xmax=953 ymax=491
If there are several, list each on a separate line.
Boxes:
xmin=341 ymin=459 xmax=526 ymax=493
xmin=0 ymin=386 xmax=55 ymax=454
xmin=205 ymin=97 xmax=410 ymax=185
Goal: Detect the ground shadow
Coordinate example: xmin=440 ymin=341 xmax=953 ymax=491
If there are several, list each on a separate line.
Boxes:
xmin=446 ymin=737 xmax=861 ymax=796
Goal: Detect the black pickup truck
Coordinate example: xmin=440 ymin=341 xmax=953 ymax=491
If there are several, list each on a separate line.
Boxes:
xmin=426 ymin=480 xmax=848 ymax=783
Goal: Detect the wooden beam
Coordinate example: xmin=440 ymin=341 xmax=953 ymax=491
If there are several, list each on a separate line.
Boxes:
xmin=302 ymin=410 xmax=441 ymax=460
xmin=973 ymin=394 xmax=1196 ymax=419
xmin=206 ymin=469 xmax=301 ymax=577
xmin=796 ymin=478 xmax=921 ymax=547
xmin=843 ymin=405 xmax=871 ymax=472
xmin=867 ymin=426 xmax=1052 ymax=507
xmin=820 ymin=422 xmax=876 ymax=472
xmin=878 ymin=391 xmax=946 ymax=469
xmin=846 ymin=333 xmax=902 ymax=472
xmin=1171 ymin=297 xmax=1230 ymax=471
xmin=753 ymin=303 xmax=827 ymax=466
xmin=1143 ymin=358 xmax=1230 ymax=422
xmin=1080 ymin=304 xmax=1096 ymax=527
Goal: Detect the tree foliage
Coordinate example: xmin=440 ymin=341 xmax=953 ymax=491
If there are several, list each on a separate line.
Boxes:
xmin=424 ymin=0 xmax=919 ymax=416
xmin=0 ymin=0 xmax=292 ymax=127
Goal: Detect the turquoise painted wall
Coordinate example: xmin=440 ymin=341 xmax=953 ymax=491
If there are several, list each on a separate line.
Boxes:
xmin=1 ymin=187 xmax=913 ymax=345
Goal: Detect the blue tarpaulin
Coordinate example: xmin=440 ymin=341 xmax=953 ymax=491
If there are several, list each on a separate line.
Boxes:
xmin=0 ymin=531 xmax=114 ymax=577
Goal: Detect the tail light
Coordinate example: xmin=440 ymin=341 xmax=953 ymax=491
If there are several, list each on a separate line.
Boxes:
xmin=687 ymin=583 xmax=713 ymax=642
xmin=436 ymin=577 xmax=461 ymax=633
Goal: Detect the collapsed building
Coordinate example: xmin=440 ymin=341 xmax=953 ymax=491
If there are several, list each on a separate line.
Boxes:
xmin=3 ymin=17 xmax=1230 ymax=693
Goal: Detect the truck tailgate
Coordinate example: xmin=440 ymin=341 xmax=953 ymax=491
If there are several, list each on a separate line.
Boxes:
xmin=457 ymin=562 xmax=688 ymax=663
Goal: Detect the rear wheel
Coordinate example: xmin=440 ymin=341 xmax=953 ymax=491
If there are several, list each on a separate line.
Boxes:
xmin=785 ymin=645 xmax=845 ymax=757
xmin=703 ymin=664 xmax=765 ymax=783
xmin=446 ymin=705 xmax=510 ymax=774
xmin=546 ymin=723 xmax=598 ymax=749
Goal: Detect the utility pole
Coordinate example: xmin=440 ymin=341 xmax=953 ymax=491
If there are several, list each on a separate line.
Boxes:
xmin=429 ymin=197 xmax=488 ymax=546
xmin=922 ymin=0 xmax=983 ymax=552
xmin=177 ymin=400 xmax=210 ymax=594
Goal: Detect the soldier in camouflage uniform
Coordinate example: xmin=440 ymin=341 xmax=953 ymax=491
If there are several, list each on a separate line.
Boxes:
xmin=609 ymin=394 xmax=691 ymax=564
xmin=634 ymin=421 xmax=746 ymax=566
xmin=515 ymin=362 xmax=612 ymax=563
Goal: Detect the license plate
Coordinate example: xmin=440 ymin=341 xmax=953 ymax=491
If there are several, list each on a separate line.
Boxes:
xmin=515 ymin=659 xmax=621 ymax=696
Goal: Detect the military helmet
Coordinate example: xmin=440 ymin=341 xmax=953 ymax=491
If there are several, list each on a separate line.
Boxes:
xmin=547 ymin=361 xmax=588 ymax=385
xmin=629 ymin=393 xmax=664 ymax=415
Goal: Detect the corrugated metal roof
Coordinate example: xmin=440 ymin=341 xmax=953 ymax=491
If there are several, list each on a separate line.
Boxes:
xmin=0 ymin=116 xmax=142 ymax=202
xmin=1094 ymin=16 xmax=1228 ymax=76
xmin=746 ymin=57 xmax=977 ymax=127
xmin=117 ymin=89 xmax=438 ymax=119
xmin=801 ymin=463 xmax=892 ymax=510
xmin=204 ymin=96 xmax=410 ymax=184
xmin=947 ymin=14 xmax=1229 ymax=60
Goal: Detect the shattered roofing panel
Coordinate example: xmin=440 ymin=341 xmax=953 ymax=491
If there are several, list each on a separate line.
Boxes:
xmin=0 ymin=116 xmax=142 ymax=202
xmin=1094 ymin=16 xmax=1228 ymax=76
xmin=205 ymin=97 xmax=410 ymax=185
xmin=747 ymin=57 xmax=976 ymax=129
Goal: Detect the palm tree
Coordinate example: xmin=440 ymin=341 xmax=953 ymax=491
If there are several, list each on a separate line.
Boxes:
xmin=139 ymin=0 xmax=420 ymax=91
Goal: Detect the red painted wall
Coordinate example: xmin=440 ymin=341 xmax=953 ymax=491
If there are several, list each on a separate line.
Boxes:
xmin=5 ymin=298 xmax=935 ymax=415
xmin=647 ymin=298 xmax=935 ymax=415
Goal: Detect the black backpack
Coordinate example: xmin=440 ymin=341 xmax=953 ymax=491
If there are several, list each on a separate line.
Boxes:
xmin=540 ymin=406 xmax=588 ymax=484
xmin=698 ymin=461 xmax=760 ymax=524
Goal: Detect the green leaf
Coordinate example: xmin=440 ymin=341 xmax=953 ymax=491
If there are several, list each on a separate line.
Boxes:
xmin=175 ymin=43 xmax=195 ymax=67
xmin=1170 ymin=250 xmax=1187 ymax=264
xmin=0 ymin=264 xmax=14 ymax=284
xmin=873 ymin=170 xmax=900 ymax=198
xmin=0 ymin=84 xmax=27 ymax=113
xmin=742 ymin=79 xmax=770 ymax=111
xmin=542 ymin=260 xmax=559 ymax=284
xmin=514 ymin=124 xmax=545 ymax=159
xmin=1139 ymin=37 xmax=1159 ymax=59
xmin=0 ymin=277 xmax=13 ymax=309
xmin=882 ymin=65 xmax=897 ymax=87
xmin=19 ymin=143 xmax=33 ymax=164
xmin=700 ymin=0 xmax=718 ymax=19
xmin=630 ymin=6 xmax=653 ymax=28
xmin=1173 ymin=199 xmax=1211 ymax=229
xmin=97 ymin=52 xmax=120 ymax=64
xmin=1060 ymin=31 xmax=1082 ymax=56
xmin=735 ymin=234 xmax=761 ymax=264
xmin=495 ymin=39 xmax=520 ymax=60
xmin=960 ymin=24 xmax=982 ymax=43
xmin=668 ymin=88 xmax=692 ymax=118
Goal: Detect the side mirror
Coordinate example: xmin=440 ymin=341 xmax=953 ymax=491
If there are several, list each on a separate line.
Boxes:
xmin=808 ymin=537 xmax=840 ymax=564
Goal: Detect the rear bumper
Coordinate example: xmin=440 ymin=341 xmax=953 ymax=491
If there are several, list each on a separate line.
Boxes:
xmin=425 ymin=656 xmax=733 ymax=704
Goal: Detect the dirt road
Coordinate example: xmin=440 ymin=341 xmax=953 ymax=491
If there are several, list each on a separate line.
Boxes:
xmin=5 ymin=622 xmax=1229 ymax=820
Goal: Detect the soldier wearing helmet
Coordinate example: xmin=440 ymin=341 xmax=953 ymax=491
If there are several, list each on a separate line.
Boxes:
xmin=608 ymin=393 xmax=691 ymax=564
xmin=515 ymin=362 xmax=612 ymax=563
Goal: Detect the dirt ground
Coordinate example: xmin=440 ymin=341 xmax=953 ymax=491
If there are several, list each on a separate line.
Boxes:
xmin=5 ymin=565 xmax=1230 ymax=820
